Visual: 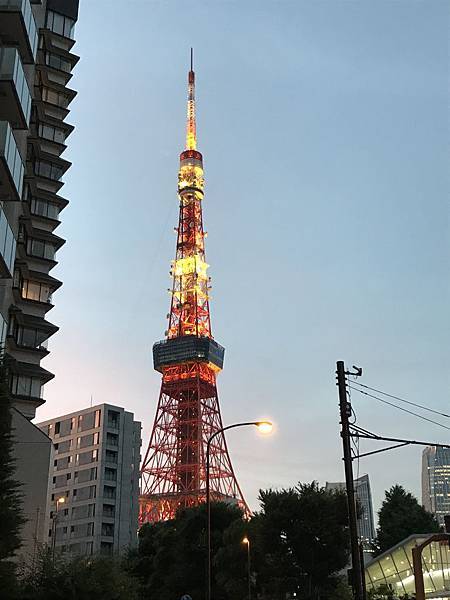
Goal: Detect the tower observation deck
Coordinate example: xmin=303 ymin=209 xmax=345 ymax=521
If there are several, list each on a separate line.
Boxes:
xmin=139 ymin=52 xmax=248 ymax=523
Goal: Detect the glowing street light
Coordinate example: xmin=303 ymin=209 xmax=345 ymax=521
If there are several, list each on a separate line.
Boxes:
xmin=242 ymin=536 xmax=251 ymax=600
xmin=256 ymin=421 xmax=273 ymax=434
xmin=206 ymin=420 xmax=273 ymax=600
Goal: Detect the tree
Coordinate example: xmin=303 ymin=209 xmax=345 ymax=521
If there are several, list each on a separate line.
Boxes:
xmin=133 ymin=502 xmax=244 ymax=600
xmin=376 ymin=485 xmax=439 ymax=554
xmin=253 ymin=481 xmax=350 ymax=600
xmin=0 ymin=359 xmax=25 ymax=596
xmin=18 ymin=547 xmax=141 ymax=600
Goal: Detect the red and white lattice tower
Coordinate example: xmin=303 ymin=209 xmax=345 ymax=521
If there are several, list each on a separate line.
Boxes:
xmin=139 ymin=52 xmax=248 ymax=524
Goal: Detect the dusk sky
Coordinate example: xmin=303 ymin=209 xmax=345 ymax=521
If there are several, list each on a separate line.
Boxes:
xmin=36 ymin=0 xmax=449 ymax=518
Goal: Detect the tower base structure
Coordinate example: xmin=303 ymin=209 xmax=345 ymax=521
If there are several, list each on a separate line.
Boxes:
xmin=140 ymin=363 xmax=248 ymax=524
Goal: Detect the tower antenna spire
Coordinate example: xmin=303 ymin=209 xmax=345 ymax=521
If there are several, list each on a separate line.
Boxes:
xmin=186 ymin=49 xmax=196 ymax=150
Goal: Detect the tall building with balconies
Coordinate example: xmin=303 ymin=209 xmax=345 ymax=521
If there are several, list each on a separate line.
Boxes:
xmin=0 ymin=0 xmax=79 ymax=419
xmin=38 ymin=405 xmax=142 ymax=556
xmin=0 ymin=0 xmax=79 ymax=557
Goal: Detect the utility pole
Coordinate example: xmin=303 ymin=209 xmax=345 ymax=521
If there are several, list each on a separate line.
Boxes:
xmin=336 ymin=360 xmax=365 ymax=600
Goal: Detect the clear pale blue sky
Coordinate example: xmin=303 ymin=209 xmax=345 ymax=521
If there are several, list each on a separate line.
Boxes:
xmin=36 ymin=0 xmax=449 ymax=517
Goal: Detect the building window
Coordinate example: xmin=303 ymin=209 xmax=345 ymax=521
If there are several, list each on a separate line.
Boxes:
xmin=44 ymin=52 xmax=72 ymax=73
xmin=103 ymin=485 xmax=115 ymax=500
xmin=37 ymin=122 xmax=66 ymax=144
xmin=100 ymin=541 xmax=113 ymax=556
xmin=103 ymin=504 xmax=115 ymax=518
xmin=94 ymin=409 xmax=101 ymax=428
xmin=14 ymin=325 xmax=49 ymax=349
xmin=104 ymin=468 xmax=116 ymax=482
xmin=107 ymin=411 xmax=119 ymax=429
xmin=30 ymin=196 xmax=60 ymax=220
xmin=40 ymin=86 xmax=69 ymax=108
xmin=20 ymin=278 xmax=53 ymax=303
xmin=26 ymin=238 xmax=56 ymax=261
xmin=10 ymin=375 xmax=41 ymax=398
xmin=101 ymin=523 xmax=114 ymax=537
xmin=105 ymin=450 xmax=117 ymax=464
xmin=46 ymin=10 xmax=76 ymax=39
xmin=106 ymin=433 xmax=118 ymax=447
xmin=34 ymin=159 xmax=63 ymax=182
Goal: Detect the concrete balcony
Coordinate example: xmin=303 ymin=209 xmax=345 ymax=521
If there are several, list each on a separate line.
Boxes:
xmin=0 ymin=204 xmax=16 ymax=276
xmin=0 ymin=0 xmax=38 ymax=64
xmin=0 ymin=121 xmax=24 ymax=200
xmin=0 ymin=48 xmax=32 ymax=128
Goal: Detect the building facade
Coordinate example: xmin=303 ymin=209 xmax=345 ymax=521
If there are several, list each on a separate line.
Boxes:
xmin=422 ymin=446 xmax=450 ymax=526
xmin=326 ymin=474 xmax=376 ymax=550
xmin=1 ymin=0 xmax=79 ymax=418
xmin=38 ymin=404 xmax=142 ymax=556
xmin=11 ymin=407 xmax=53 ymax=559
xmin=1 ymin=0 xmax=79 ymax=557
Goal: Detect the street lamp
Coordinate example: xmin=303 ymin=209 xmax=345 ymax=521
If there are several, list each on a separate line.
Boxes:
xmin=242 ymin=536 xmax=251 ymax=600
xmin=51 ymin=497 xmax=65 ymax=564
xmin=206 ymin=420 xmax=272 ymax=600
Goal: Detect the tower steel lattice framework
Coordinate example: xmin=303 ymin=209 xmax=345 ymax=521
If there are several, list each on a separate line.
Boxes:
xmin=139 ymin=54 xmax=248 ymax=524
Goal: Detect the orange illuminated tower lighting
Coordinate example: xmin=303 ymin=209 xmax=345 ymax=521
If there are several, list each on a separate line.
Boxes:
xmin=139 ymin=51 xmax=248 ymax=524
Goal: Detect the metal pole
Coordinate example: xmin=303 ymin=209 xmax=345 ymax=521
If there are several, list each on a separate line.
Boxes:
xmin=51 ymin=513 xmax=56 ymax=565
xmin=247 ymin=539 xmax=251 ymax=600
xmin=337 ymin=361 xmax=364 ymax=600
xmin=206 ymin=421 xmax=270 ymax=600
xmin=412 ymin=546 xmax=425 ymax=600
xmin=206 ymin=435 xmax=212 ymax=600
xmin=51 ymin=502 xmax=60 ymax=566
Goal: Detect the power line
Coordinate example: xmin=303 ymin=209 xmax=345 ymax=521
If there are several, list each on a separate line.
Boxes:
xmin=350 ymin=380 xmax=450 ymax=419
xmin=348 ymin=385 xmax=450 ymax=432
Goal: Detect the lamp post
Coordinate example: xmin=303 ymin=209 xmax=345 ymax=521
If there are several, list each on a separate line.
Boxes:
xmin=206 ymin=420 xmax=272 ymax=600
xmin=51 ymin=496 xmax=65 ymax=564
xmin=242 ymin=536 xmax=251 ymax=600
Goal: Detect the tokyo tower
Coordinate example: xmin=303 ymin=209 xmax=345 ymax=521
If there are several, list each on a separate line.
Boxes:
xmin=139 ymin=52 xmax=248 ymax=524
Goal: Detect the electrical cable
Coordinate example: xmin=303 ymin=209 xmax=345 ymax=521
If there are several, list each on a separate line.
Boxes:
xmin=349 ymin=380 xmax=450 ymax=419
xmin=348 ymin=385 xmax=450 ymax=432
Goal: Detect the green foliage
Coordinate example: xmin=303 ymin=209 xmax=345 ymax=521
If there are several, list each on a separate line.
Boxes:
xmin=3 ymin=481 xmax=352 ymax=598
xmin=376 ymin=485 xmax=439 ymax=554
xmin=17 ymin=547 xmax=140 ymax=600
xmin=254 ymin=481 xmax=350 ymax=599
xmin=133 ymin=487 xmax=350 ymax=600
xmin=132 ymin=501 xmax=243 ymax=600
xmin=0 ymin=359 xmax=25 ymax=596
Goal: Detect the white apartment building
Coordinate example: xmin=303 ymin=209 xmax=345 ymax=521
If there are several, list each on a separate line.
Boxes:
xmin=37 ymin=404 xmax=141 ymax=556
